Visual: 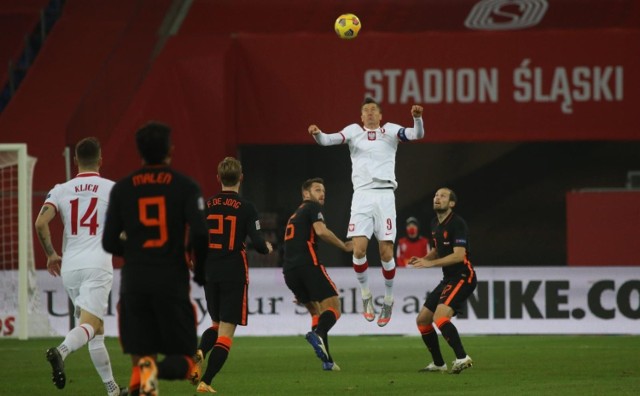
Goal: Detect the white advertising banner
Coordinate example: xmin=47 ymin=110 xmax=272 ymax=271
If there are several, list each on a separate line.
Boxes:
xmin=1 ymin=267 xmax=638 ymax=337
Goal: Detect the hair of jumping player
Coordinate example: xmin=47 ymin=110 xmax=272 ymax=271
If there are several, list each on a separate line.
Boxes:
xmin=361 ymin=97 xmax=382 ymax=113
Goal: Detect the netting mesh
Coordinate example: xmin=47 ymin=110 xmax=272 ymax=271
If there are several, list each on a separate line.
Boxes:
xmin=1 ymin=153 xmax=20 ymax=271
xmin=0 ymin=148 xmax=53 ymax=337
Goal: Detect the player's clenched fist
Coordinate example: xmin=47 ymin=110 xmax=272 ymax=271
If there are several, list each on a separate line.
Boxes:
xmin=308 ymin=125 xmax=321 ymax=135
xmin=411 ymin=105 xmax=423 ymax=118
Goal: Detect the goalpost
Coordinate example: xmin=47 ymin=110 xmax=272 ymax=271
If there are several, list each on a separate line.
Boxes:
xmin=0 ymin=143 xmax=52 ymax=339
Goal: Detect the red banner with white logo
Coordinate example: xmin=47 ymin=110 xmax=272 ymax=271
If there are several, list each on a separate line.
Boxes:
xmin=234 ymin=29 xmax=639 ymax=143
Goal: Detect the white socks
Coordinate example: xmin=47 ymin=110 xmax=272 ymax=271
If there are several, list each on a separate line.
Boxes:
xmin=88 ymin=334 xmax=118 ymax=394
xmin=352 ymin=255 xmax=370 ymax=297
xmin=58 ymin=324 xmax=118 ymax=394
xmin=354 ymin=256 xmax=397 ymax=303
xmin=381 ymin=259 xmax=396 ymax=304
xmin=58 ymin=323 xmax=95 ymax=360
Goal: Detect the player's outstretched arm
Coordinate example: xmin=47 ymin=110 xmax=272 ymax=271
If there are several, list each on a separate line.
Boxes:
xmin=400 ymin=105 xmax=425 ymax=141
xmin=308 ymin=124 xmax=345 ymax=146
xmin=313 ymin=221 xmax=352 ymax=252
xmin=411 ymin=105 xmax=423 ymax=118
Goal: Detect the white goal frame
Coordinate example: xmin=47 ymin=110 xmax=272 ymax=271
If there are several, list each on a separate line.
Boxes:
xmin=0 ymin=144 xmax=36 ymax=339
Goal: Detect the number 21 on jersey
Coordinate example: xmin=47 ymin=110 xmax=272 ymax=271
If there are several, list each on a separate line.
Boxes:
xmin=208 ymin=214 xmax=237 ymax=250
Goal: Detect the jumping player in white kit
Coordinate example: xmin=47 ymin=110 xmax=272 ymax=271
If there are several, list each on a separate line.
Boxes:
xmin=308 ymin=98 xmax=425 ymax=327
xmin=35 ymin=137 xmax=125 ymax=396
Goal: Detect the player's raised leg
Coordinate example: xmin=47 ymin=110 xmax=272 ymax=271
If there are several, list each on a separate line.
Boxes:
xmin=377 ymin=241 xmax=396 ymax=327
xmin=46 ymin=320 xmax=96 ymax=389
xmin=352 ymin=236 xmax=375 ymax=321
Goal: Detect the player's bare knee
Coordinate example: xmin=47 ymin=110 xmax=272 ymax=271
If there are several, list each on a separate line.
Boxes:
xmin=417 ymin=308 xmax=433 ymax=326
xmin=353 ymin=248 xmax=367 ymax=259
xmin=433 ymin=304 xmax=454 ymax=321
xmin=305 ymin=302 xmax=319 ymax=315
xmin=80 ymin=311 xmax=103 ymax=333
xmin=379 ymin=242 xmax=394 ymax=261
xmin=321 ymin=296 xmax=341 ymax=313
xmin=329 ymin=296 xmax=341 ymax=313
xmin=352 ymin=237 xmax=368 ymax=258
xmin=323 ymin=301 xmax=341 ymax=320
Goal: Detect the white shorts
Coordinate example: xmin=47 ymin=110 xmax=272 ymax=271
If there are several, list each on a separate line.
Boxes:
xmin=347 ymin=189 xmax=397 ymax=241
xmin=61 ymin=268 xmax=113 ymax=320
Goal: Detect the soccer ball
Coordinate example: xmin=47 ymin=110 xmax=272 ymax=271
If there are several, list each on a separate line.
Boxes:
xmin=334 ymin=13 xmax=361 ymax=39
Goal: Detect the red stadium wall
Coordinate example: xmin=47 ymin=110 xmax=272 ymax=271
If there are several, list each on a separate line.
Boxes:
xmin=0 ymin=7 xmax=45 ymax=86
xmin=64 ymin=0 xmax=172 ymax=149
xmin=182 ymin=0 xmax=640 ymax=145
xmin=2 ymin=0 xmax=640 ymax=191
xmin=232 ymin=31 xmax=639 ymax=144
xmin=1 ymin=0 xmax=640 ymax=269
xmin=0 ymin=0 xmax=169 ymax=192
xmin=567 ymin=190 xmax=640 ymax=266
xmin=101 ymin=34 xmax=236 ymax=198
xmin=0 ymin=0 xmax=173 ymax=269
xmin=180 ymin=0 xmax=640 ymax=34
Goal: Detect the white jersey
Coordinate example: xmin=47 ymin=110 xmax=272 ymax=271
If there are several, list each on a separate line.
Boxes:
xmin=313 ymin=118 xmax=424 ymax=191
xmin=344 ymin=122 xmax=402 ymax=190
xmin=43 ymin=172 xmax=115 ymax=273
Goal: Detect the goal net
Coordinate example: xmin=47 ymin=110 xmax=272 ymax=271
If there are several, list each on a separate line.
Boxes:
xmin=0 ymin=144 xmax=52 ymax=339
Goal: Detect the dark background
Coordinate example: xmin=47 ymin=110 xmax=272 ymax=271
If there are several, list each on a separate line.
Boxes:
xmin=239 ymin=141 xmax=640 ymax=268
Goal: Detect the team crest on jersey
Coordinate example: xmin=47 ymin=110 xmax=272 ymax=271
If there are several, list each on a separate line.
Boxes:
xmin=443 ymin=231 xmax=448 ymax=239
xmin=317 ymin=212 xmax=324 ymax=221
xmin=349 ymin=223 xmax=355 ymax=232
xmin=255 ymin=220 xmax=261 ymax=230
xmin=367 ymin=130 xmax=376 ymax=141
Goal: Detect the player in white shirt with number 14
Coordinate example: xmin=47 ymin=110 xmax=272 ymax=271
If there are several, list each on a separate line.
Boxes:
xmin=35 ymin=137 xmax=125 ymax=396
xmin=308 ymin=98 xmax=425 ymax=327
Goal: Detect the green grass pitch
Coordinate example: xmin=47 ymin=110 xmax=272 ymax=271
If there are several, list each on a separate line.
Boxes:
xmin=1 ymin=335 xmax=638 ymax=395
